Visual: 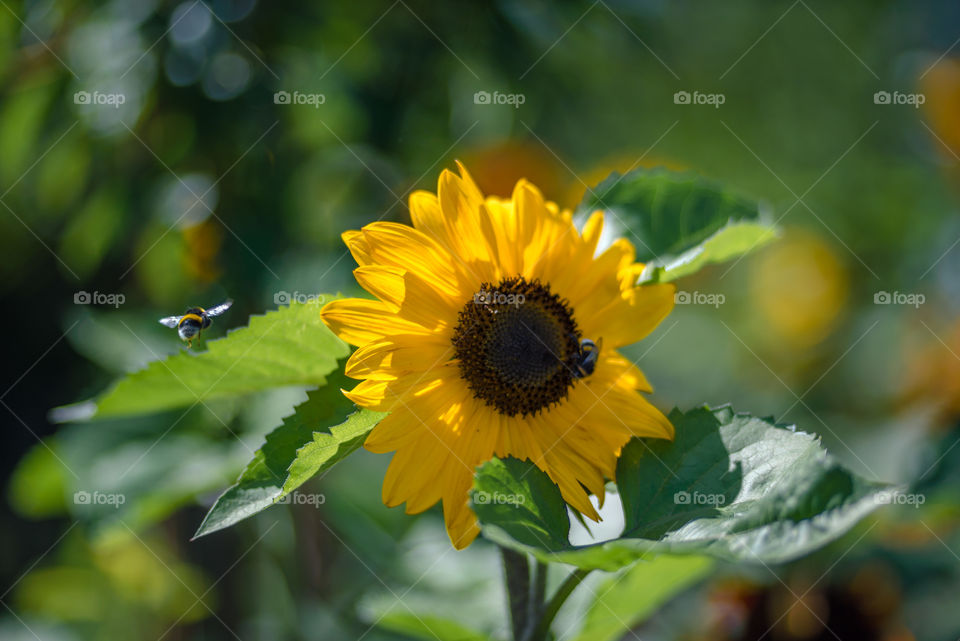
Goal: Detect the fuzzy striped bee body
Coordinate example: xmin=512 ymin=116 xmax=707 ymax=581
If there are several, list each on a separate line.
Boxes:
xmin=159 ymin=300 xmax=232 ymax=347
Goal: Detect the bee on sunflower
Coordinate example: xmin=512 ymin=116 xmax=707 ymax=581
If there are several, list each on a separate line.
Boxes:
xmin=321 ymin=162 xmax=676 ymax=549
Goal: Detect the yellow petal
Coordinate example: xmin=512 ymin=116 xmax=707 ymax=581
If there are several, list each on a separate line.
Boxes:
xmin=557 ymin=237 xmax=635 ymax=316
xmin=569 ymin=382 xmax=674 ymax=440
xmin=343 ymin=373 xmax=446 ymax=412
xmin=383 ymin=431 xmax=450 ymax=511
xmin=365 ymin=410 xmax=425 ymax=453
xmin=442 ymin=467 xmax=482 ymax=549
xmin=346 ymin=335 xmax=452 ymax=380
xmin=358 ymin=222 xmax=473 ymax=297
xmin=342 ymin=229 xmax=373 ymax=266
xmin=579 ymin=283 xmax=676 ymax=348
xmin=320 ymin=298 xmax=432 ymax=346
xmin=596 ymin=351 xmax=653 ymax=393
xmin=353 ymin=265 xmax=458 ymax=330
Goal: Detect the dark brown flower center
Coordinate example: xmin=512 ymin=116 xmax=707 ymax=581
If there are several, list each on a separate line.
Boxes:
xmin=452 ymin=276 xmax=581 ymax=417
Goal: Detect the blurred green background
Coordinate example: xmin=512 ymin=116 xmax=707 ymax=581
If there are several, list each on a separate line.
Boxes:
xmin=3 ymin=1 xmax=960 ymax=639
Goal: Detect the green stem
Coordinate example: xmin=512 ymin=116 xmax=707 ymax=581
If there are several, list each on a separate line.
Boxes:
xmin=529 ymin=568 xmax=591 ymax=641
xmin=523 ymin=562 xmax=548 ymax=641
xmin=500 ymin=547 xmax=531 ymax=641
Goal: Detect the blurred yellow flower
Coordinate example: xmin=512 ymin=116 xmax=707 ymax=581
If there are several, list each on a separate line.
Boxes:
xmin=750 ymin=229 xmax=849 ymax=349
xmin=920 ymin=57 xmax=960 ymax=162
xmin=321 ymin=163 xmax=675 ymax=548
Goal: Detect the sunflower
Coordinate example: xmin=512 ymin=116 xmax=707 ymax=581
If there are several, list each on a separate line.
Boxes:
xmin=321 ymin=163 xmax=676 ymax=549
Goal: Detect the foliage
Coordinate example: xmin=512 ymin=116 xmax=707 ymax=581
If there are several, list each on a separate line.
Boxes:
xmin=473 ymin=407 xmax=895 ymax=571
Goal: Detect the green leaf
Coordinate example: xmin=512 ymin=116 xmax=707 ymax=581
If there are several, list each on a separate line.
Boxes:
xmin=64 ymin=300 xmax=349 ymax=419
xmin=373 ymin=612 xmax=493 ymax=641
xmin=645 ymin=221 xmax=779 ymax=282
xmin=573 ymin=555 xmax=713 ymax=641
xmin=7 ymin=441 xmax=69 ymax=519
xmin=193 ymin=377 xmax=385 ymax=538
xmin=578 ymin=169 xmax=778 ymax=282
xmin=470 ymin=456 xmax=571 ymax=551
xmin=476 ymin=406 xmax=895 ymax=571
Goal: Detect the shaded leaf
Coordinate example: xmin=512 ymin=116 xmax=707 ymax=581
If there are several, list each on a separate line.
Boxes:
xmin=194 ymin=377 xmax=385 ymax=537
xmin=470 ymin=456 xmax=570 ymax=551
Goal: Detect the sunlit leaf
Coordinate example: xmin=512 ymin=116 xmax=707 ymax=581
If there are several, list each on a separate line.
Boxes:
xmin=60 ymin=300 xmax=348 ymax=419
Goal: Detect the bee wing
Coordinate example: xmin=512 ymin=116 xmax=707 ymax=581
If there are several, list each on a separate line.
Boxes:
xmin=204 ymin=299 xmax=233 ymax=317
xmin=158 ymin=315 xmax=182 ymax=328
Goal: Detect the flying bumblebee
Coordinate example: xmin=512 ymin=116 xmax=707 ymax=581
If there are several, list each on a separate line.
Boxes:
xmin=573 ymin=337 xmax=602 ymax=378
xmin=159 ymin=300 xmax=233 ymax=347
